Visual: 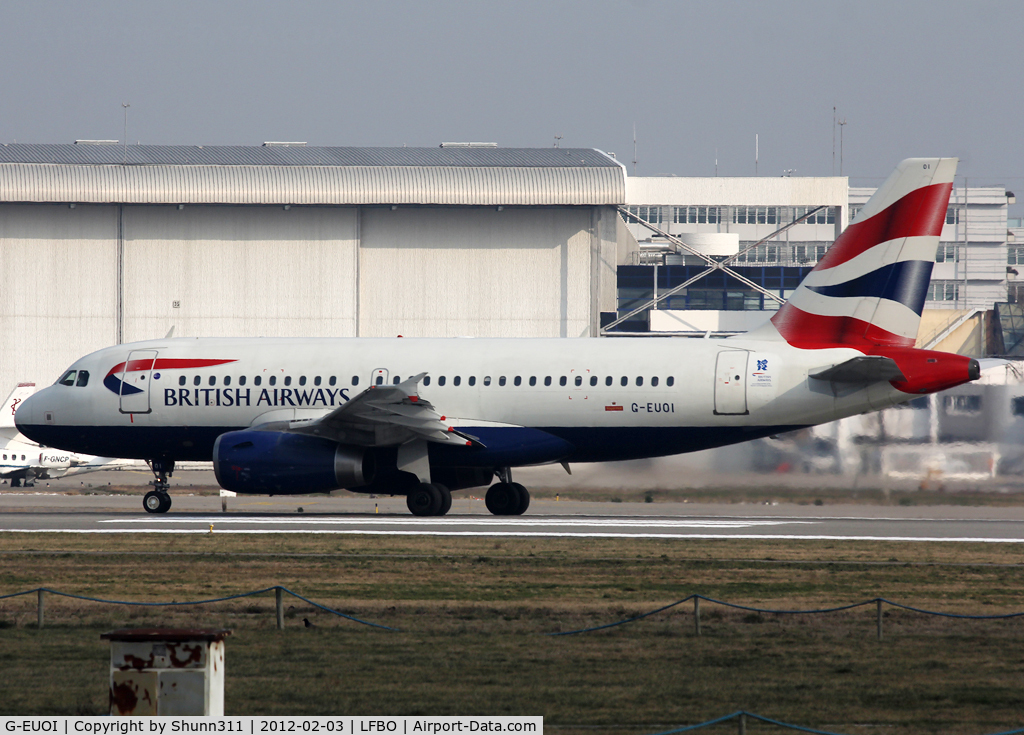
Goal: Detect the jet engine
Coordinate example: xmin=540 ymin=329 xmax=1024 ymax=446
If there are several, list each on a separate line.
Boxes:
xmin=212 ymin=430 xmax=375 ymax=494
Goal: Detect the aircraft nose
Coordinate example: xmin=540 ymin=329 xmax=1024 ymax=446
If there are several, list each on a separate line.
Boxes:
xmin=15 ymin=389 xmax=47 ymax=438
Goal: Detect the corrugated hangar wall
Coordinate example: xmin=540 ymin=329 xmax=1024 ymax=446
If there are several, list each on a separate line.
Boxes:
xmin=0 ymin=202 xmax=619 ymax=390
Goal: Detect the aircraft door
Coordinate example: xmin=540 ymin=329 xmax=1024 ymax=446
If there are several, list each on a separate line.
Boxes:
xmin=119 ymin=350 xmax=158 ymax=414
xmin=370 ymin=368 xmax=389 ymax=387
xmin=714 ymin=350 xmax=749 ymax=415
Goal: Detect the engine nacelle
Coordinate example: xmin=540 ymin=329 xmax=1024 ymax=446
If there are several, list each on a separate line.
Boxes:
xmin=213 ymin=430 xmax=375 ymax=494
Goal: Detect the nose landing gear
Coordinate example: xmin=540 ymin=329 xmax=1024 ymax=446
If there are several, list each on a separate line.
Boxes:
xmin=143 ymin=459 xmax=174 ymax=514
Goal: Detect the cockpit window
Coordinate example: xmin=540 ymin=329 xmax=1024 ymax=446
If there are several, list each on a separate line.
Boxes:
xmin=57 ymin=370 xmax=77 ymax=386
xmin=76 ymin=370 xmax=90 ymax=387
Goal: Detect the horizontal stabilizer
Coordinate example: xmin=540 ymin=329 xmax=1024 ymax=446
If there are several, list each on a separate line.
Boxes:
xmin=809 ymin=356 xmax=906 ymax=383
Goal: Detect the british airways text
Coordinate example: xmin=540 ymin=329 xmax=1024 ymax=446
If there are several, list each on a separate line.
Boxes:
xmin=164 ymin=388 xmax=351 ymax=408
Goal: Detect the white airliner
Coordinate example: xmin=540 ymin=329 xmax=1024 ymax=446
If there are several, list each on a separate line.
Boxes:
xmin=0 ymin=383 xmax=134 ymax=486
xmin=16 ymin=158 xmax=979 ymax=516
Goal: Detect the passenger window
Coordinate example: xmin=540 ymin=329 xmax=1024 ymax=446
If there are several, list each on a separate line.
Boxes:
xmin=178 ymin=376 xmax=186 ymax=386
xmin=424 ymin=376 xmax=431 ymax=386
xmin=393 ymin=376 xmax=401 ymax=385
xmin=193 ymin=376 xmax=201 ymax=386
xmin=254 ymin=376 xmax=262 ymax=386
xmin=239 ymin=376 xmax=247 ymax=386
xmin=209 ymin=376 xmax=216 ymax=386
xmin=224 ymin=376 xmax=231 ymax=386
xmin=499 ymin=376 xmax=507 ymax=386
xmin=621 ymin=376 xmax=628 ymax=387
xmin=314 ymin=376 xmax=321 ymax=386
xmin=269 ymin=376 xmax=277 ymax=386
xmin=559 ymin=376 xmax=567 ymax=387
xmin=605 ymin=376 xmax=612 ymax=386
xmin=544 ymin=376 xmax=552 ymax=386
xmin=667 ymin=376 xmax=674 ymax=387
xmin=590 ymin=376 xmax=597 ymax=387
xmin=574 ymin=376 xmax=582 ymax=387
xmin=529 ymin=376 xmax=536 ymax=387
xmin=636 ymin=376 xmax=644 ymax=386
xmin=454 ymin=376 xmax=461 ymax=386
xmin=652 ymin=377 xmax=659 ymax=387
xmin=483 ymin=376 xmax=492 ymax=386
xmin=350 ymin=376 xmax=357 ymax=386
xmin=57 ymin=370 xmax=77 ymax=386
xmin=438 ymin=376 xmax=446 ymax=386
xmin=284 ymin=376 xmax=292 ymax=386
xmin=514 ymin=376 xmax=521 ymax=386
xmin=469 ymin=376 xmax=476 ymax=386
xmin=299 ymin=376 xmax=307 ymax=386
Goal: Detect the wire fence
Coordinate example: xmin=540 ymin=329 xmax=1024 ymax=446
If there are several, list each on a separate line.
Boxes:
xmin=644 ymin=711 xmax=1024 ymax=735
xmin=4 ymin=586 xmax=1024 ymax=639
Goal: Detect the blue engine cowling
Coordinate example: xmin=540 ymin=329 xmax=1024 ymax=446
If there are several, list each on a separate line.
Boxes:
xmin=213 ymin=430 xmax=375 ymax=494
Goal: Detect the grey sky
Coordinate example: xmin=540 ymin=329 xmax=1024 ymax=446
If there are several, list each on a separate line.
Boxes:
xmin=1 ymin=0 xmax=1021 ymax=193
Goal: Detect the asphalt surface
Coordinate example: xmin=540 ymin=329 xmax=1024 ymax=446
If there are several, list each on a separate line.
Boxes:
xmin=3 ymin=483 xmax=1024 ymax=542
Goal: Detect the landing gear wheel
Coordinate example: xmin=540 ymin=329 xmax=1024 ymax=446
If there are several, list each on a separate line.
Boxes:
xmin=485 ymin=482 xmax=522 ymax=516
xmin=510 ymin=482 xmax=530 ymax=515
xmin=11 ymin=478 xmax=21 ymax=488
xmin=407 ymin=483 xmax=442 ymax=516
xmin=436 ymin=483 xmax=452 ymax=516
xmin=143 ymin=491 xmax=171 ymax=514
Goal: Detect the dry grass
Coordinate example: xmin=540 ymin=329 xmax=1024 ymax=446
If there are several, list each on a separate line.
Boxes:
xmin=1 ymin=534 xmax=1024 ymax=731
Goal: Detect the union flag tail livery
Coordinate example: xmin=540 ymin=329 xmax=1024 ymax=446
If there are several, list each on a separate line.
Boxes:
xmin=15 ymin=158 xmax=980 ymax=517
xmin=768 ymin=158 xmax=956 ymax=348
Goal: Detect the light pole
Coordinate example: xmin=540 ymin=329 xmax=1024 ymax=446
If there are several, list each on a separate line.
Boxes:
xmin=122 ymin=102 xmax=130 ymax=164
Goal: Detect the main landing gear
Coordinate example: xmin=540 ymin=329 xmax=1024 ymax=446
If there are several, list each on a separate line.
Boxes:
xmin=143 ymin=459 xmax=174 ymax=514
xmin=485 ymin=468 xmax=530 ymax=516
xmin=406 ymin=482 xmax=453 ymax=517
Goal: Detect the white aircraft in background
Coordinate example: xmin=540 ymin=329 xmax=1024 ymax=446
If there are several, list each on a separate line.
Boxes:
xmin=0 ymin=383 xmax=135 ymax=486
xmin=16 ymin=159 xmax=979 ymax=515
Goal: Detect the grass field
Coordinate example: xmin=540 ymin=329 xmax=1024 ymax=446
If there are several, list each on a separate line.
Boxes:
xmin=1 ymin=533 xmax=1023 ymax=732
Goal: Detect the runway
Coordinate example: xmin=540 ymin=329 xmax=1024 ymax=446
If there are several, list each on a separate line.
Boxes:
xmin=3 ymin=491 xmax=1024 ymax=542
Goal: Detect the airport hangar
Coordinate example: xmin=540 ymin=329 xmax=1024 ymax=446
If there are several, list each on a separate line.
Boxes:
xmin=0 ymin=143 xmax=635 ymax=392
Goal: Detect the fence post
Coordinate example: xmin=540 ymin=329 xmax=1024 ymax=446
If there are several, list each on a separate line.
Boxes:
xmin=737 ymin=712 xmax=746 ymax=735
xmin=876 ymin=599 xmax=883 ymax=641
xmin=276 ymin=587 xmax=284 ymax=630
xmin=37 ymin=589 xmax=44 ymax=629
xmin=694 ymin=596 xmax=701 ymax=637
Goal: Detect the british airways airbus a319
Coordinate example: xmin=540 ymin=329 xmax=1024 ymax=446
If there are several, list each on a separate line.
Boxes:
xmin=16 ymin=159 xmax=979 ymax=516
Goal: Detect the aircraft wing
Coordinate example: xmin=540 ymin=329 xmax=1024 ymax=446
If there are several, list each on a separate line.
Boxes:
xmin=809 ymin=356 xmax=906 ymax=383
xmin=282 ymin=373 xmax=480 ymax=447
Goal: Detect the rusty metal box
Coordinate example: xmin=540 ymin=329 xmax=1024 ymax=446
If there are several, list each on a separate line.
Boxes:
xmin=102 ymin=628 xmax=231 ymax=716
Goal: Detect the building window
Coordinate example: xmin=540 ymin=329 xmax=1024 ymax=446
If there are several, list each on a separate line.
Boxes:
xmin=943 ymin=394 xmax=981 ymax=414
xmin=936 ymin=244 xmax=959 ymax=263
xmin=793 ymin=244 xmax=827 ymax=263
xmin=673 ymin=206 xmax=720 ymax=224
xmin=794 ymin=206 xmax=835 ymax=225
xmin=927 ymin=281 xmax=959 ymax=302
xmin=625 ymin=205 xmax=662 ymax=224
xmin=849 ymin=205 xmax=862 ymax=221
xmin=1009 ymin=246 xmax=1024 ymax=266
xmin=733 ymin=206 xmax=778 ymax=225
xmin=946 ymin=206 xmax=960 ymax=225
xmin=735 ymin=244 xmax=780 ymax=263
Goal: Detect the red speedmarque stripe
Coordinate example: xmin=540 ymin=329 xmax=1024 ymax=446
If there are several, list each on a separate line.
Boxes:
xmin=771 ymin=305 xmax=915 ymax=349
xmin=106 ymin=358 xmax=237 ymax=378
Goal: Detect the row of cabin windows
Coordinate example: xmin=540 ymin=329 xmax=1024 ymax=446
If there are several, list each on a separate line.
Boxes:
xmin=176 ymin=374 xmax=677 ymax=389
xmin=3 ymin=454 xmax=26 ymax=461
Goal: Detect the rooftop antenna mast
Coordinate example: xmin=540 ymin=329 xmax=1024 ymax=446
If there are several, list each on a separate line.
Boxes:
xmin=832 ymin=106 xmax=836 ymax=175
xmin=755 ymin=133 xmax=758 ymax=175
xmin=838 ymin=118 xmax=847 ymax=176
xmin=121 ymin=102 xmax=130 ymax=164
xmin=632 ymin=123 xmax=637 ymax=177
xmin=553 ymin=135 xmax=562 ymax=148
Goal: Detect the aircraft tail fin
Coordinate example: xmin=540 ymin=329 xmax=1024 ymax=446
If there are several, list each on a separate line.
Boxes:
xmin=1 ymin=383 xmax=36 ymax=431
xmin=765 ymin=157 xmax=957 ymax=348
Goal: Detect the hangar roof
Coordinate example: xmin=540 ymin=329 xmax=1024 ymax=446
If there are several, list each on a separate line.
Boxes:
xmin=0 ymin=144 xmax=625 ymax=206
